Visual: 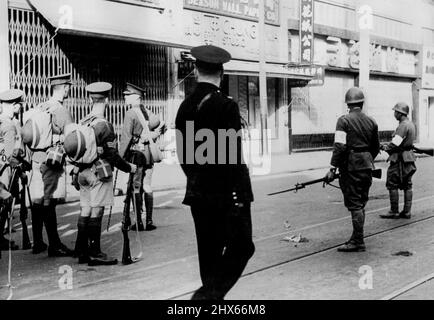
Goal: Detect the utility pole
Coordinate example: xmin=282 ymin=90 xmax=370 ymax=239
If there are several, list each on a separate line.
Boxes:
xmin=259 ymin=0 xmax=268 ymax=155
xmin=357 ymin=2 xmax=373 ymax=114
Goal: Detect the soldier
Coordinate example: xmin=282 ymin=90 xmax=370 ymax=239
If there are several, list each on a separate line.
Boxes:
xmin=119 ymin=83 xmax=166 ymax=231
xmin=325 ymin=87 xmax=380 ymax=252
xmin=23 ymin=74 xmax=75 ymax=257
xmin=380 ymin=103 xmax=416 ymax=219
xmin=67 ymin=82 xmax=137 ymax=266
xmin=0 ymin=89 xmax=25 ymax=251
xmin=175 ymin=45 xmax=255 ymax=300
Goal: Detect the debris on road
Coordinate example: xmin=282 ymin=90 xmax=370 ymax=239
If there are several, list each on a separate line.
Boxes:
xmin=284 ymin=221 xmax=291 ymax=229
xmin=392 ymin=251 xmax=413 ymax=257
xmin=282 ymin=234 xmax=309 ymax=244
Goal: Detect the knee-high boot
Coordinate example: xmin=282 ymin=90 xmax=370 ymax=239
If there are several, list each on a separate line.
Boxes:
xmin=75 ymin=216 xmax=90 ymax=264
xmin=338 ymin=209 xmax=366 ymax=252
xmin=130 ymin=193 xmax=145 ymax=231
xmin=380 ymin=189 xmax=399 ymax=219
xmin=0 ymin=204 xmax=18 ymax=251
xmin=88 ymin=216 xmax=117 ymax=266
xmin=400 ymin=189 xmax=413 ymax=219
xmin=144 ymin=192 xmax=156 ymax=231
xmin=31 ymin=203 xmax=47 ymax=254
xmin=45 ymin=202 xmax=73 ymax=257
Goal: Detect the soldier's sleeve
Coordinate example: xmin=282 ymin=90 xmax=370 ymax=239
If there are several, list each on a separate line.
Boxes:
xmin=96 ymin=121 xmax=132 ymax=173
xmin=119 ymin=112 xmax=133 ymax=159
xmin=330 ymin=117 xmax=348 ymax=168
xmin=384 ymin=123 xmax=406 ymax=154
xmin=2 ymin=122 xmax=16 ymax=159
xmin=370 ymin=121 xmax=380 ymax=159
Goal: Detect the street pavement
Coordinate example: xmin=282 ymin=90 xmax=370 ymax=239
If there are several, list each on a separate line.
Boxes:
xmin=1 ymin=152 xmax=434 ymax=300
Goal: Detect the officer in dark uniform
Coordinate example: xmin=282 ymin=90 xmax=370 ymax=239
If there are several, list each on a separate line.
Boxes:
xmin=175 ymin=45 xmax=255 ymax=300
xmin=325 ymin=87 xmax=380 ymax=252
xmin=380 ymin=102 xmax=416 ymax=219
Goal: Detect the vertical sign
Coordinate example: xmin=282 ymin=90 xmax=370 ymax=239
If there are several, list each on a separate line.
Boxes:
xmin=300 ymin=0 xmax=314 ymax=64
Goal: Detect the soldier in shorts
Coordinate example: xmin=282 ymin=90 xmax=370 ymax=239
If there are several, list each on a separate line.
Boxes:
xmin=23 ymin=74 xmax=75 ymax=257
xmin=0 ymin=89 xmax=26 ymax=252
xmin=67 ymin=82 xmax=137 ymax=266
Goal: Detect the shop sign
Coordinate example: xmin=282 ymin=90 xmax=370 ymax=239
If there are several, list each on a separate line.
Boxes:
xmin=184 ymin=0 xmax=280 ymax=25
xmin=285 ymin=64 xmax=324 ymax=86
xmin=107 ymin=0 xmax=164 ymax=10
xmin=183 ymin=10 xmax=284 ymax=62
xmin=422 ymin=46 xmax=434 ymax=89
xmin=324 ymin=37 xmax=416 ymax=75
xmin=300 ymin=0 xmax=314 ymax=64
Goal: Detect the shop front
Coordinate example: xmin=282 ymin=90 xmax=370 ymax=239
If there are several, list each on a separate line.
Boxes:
xmin=289 ymin=33 xmax=418 ymax=150
xmin=418 ymin=46 xmax=434 ymax=144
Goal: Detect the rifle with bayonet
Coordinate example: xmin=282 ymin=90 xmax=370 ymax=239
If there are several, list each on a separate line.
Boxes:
xmin=412 ymin=146 xmax=434 ymax=157
xmin=268 ymin=168 xmax=382 ymax=196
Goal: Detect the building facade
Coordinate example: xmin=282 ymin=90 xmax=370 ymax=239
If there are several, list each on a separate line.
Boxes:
xmin=1 ymin=0 xmax=433 ymax=157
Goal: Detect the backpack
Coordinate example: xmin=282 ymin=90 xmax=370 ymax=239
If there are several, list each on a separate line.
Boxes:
xmin=64 ymin=116 xmax=104 ymax=165
xmin=22 ymin=106 xmax=53 ymax=151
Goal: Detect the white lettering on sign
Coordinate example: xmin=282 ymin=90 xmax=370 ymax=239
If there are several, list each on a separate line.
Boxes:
xmin=300 ymin=0 xmax=314 ymax=64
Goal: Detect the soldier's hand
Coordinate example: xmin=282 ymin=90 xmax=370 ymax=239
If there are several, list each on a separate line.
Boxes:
xmin=324 ymin=168 xmax=337 ymax=183
xmin=130 ymin=163 xmax=137 ymax=174
xmin=20 ymin=172 xmax=28 ymax=186
xmin=9 ymin=157 xmax=20 ymax=169
xmin=12 ymin=148 xmax=24 ymax=159
xmin=159 ymin=123 xmax=167 ymax=135
xmin=71 ymin=173 xmax=80 ymax=191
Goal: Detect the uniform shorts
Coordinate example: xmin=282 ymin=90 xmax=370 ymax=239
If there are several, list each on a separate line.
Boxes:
xmin=29 ymin=154 xmax=65 ymax=205
xmin=78 ymin=168 xmax=114 ymax=208
xmin=386 ymin=161 xmax=416 ymax=190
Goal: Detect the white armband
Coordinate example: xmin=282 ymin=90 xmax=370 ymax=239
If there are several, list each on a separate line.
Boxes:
xmin=392 ymin=135 xmax=404 ymax=146
xmin=334 ymin=130 xmax=347 ymax=145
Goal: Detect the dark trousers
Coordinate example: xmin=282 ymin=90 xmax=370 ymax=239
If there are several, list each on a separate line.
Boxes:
xmin=386 ymin=161 xmax=417 ymax=191
xmin=190 ymin=200 xmax=255 ymax=300
xmin=339 ymin=169 xmax=373 ymax=211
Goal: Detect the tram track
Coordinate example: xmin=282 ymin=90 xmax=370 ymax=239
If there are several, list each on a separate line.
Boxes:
xmin=17 ymin=194 xmax=434 ymax=300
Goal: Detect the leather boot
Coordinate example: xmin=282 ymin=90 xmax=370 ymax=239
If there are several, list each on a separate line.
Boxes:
xmin=144 ymin=192 xmax=156 ymax=231
xmin=380 ymin=189 xmax=399 ymax=219
xmin=74 ymin=216 xmax=90 ymax=263
xmin=45 ymin=203 xmax=73 ymax=257
xmin=31 ymin=203 xmax=47 ymax=254
xmin=338 ymin=209 xmax=366 ymax=252
xmin=0 ymin=205 xmax=19 ymax=251
xmin=399 ymin=189 xmax=412 ymax=219
xmin=88 ymin=217 xmax=117 ymax=266
xmin=130 ymin=193 xmax=145 ymax=232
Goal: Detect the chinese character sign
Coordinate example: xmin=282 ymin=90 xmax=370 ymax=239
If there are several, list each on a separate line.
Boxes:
xmin=300 ymin=0 xmax=314 ymax=64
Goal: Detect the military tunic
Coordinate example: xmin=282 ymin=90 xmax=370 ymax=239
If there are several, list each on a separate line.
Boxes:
xmin=29 ymin=98 xmax=74 ymax=204
xmin=384 ymin=119 xmax=416 ymax=190
xmin=331 ymin=109 xmax=380 ymax=211
xmin=175 ymin=82 xmax=254 ymax=299
xmin=77 ymin=113 xmax=132 ymax=208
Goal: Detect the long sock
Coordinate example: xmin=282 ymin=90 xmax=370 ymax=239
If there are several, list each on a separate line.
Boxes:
xmin=403 ymin=189 xmax=413 ymax=214
xmin=75 ymin=216 xmax=90 ymax=257
xmin=144 ymin=192 xmax=154 ymax=225
xmin=389 ymin=189 xmax=399 ymax=213
xmin=88 ymin=217 xmax=103 ymax=256
xmin=31 ymin=204 xmax=45 ymax=246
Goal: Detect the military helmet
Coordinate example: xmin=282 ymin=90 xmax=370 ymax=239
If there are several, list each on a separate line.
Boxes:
xmin=393 ymin=102 xmax=409 ymax=116
xmin=345 ymin=87 xmax=365 ymax=104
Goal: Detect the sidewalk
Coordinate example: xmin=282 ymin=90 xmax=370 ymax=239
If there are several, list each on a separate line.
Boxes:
xmin=64 ymin=150 xmax=391 ymax=202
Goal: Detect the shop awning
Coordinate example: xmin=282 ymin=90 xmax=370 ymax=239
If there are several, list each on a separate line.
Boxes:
xmin=225 ymin=60 xmax=313 ymax=87
xmin=27 ymin=0 xmax=185 ymax=47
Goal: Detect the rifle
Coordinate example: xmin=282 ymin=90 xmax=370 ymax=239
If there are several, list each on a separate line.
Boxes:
xmin=413 ymin=146 xmax=434 ymax=157
xmin=268 ymin=168 xmax=382 ymax=196
xmin=19 ymin=181 xmax=31 ymax=250
xmin=121 ymin=153 xmax=142 ymax=265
